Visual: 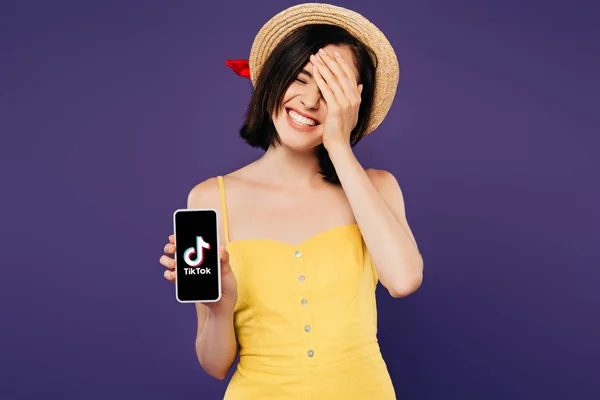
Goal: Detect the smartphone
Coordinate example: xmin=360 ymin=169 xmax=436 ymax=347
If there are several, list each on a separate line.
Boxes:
xmin=173 ymin=209 xmax=221 ymax=303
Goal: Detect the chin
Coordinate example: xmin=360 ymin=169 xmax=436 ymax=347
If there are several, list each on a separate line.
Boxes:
xmin=277 ymin=131 xmax=322 ymax=152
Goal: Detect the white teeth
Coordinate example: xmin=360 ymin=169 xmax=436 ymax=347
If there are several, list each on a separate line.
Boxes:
xmin=288 ymin=109 xmax=316 ymax=126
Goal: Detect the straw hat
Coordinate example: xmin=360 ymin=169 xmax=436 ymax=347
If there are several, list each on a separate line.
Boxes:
xmin=227 ymin=3 xmax=400 ymax=135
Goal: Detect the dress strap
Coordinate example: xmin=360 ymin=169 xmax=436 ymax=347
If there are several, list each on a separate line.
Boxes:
xmin=217 ymin=175 xmax=230 ymax=243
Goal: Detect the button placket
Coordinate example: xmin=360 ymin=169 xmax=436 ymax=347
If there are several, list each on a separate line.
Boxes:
xmin=293 ymin=246 xmax=316 ymax=361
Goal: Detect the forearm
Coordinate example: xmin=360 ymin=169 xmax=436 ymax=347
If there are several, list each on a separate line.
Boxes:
xmin=328 ymin=144 xmax=423 ymax=296
xmin=195 ymin=308 xmax=238 ymax=380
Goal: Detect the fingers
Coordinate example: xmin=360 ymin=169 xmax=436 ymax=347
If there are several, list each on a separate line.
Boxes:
xmin=161 ymin=236 xmax=176 ymax=282
xmin=317 ymin=49 xmax=351 ymax=90
xmin=311 ymin=49 xmax=361 ymax=106
xmin=161 ymin=253 xmax=175 ymax=282
xmin=164 ymin=269 xmax=175 ymax=283
xmin=219 ymin=244 xmax=233 ymax=276
xmin=219 ymin=244 xmax=229 ymax=263
xmin=311 ymin=62 xmax=337 ymax=111
xmin=310 ymin=54 xmax=347 ymax=107
xmin=161 ymin=237 xmax=176 ymax=282
xmin=164 ymin=241 xmax=175 ymax=254
xmin=160 ymin=255 xmax=176 ymax=270
xmin=332 ymin=50 xmax=358 ymax=87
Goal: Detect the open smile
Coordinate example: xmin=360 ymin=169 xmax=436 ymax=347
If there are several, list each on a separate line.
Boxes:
xmin=285 ymin=108 xmax=321 ymax=131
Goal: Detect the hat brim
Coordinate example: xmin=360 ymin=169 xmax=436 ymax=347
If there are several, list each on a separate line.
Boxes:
xmin=249 ymin=3 xmax=400 ymax=135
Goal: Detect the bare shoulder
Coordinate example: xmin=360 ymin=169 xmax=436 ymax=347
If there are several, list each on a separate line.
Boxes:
xmin=365 ymin=168 xmax=400 ymax=192
xmin=186 ymin=177 xmax=222 ymax=209
xmin=187 ymin=163 xmax=258 ymax=207
xmin=186 ymin=176 xmax=230 ymax=245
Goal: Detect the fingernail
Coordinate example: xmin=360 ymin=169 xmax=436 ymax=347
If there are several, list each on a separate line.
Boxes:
xmin=318 ymin=48 xmax=325 ymax=55
xmin=334 ymin=51 xmax=341 ymax=57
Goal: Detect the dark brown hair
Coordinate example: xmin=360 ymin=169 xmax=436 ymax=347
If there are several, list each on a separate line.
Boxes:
xmin=239 ymin=24 xmax=377 ymax=184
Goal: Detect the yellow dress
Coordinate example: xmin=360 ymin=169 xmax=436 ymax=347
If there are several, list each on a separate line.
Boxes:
xmin=217 ymin=176 xmax=396 ymax=399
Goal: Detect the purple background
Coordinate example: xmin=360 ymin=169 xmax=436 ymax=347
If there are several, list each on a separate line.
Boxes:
xmin=1 ymin=0 xmax=598 ymax=399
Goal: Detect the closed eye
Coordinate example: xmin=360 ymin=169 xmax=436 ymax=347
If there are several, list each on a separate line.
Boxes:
xmin=295 ymin=78 xmax=306 ymax=84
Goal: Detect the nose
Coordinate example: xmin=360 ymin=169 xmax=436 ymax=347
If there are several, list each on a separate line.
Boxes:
xmin=300 ymin=86 xmax=321 ymax=109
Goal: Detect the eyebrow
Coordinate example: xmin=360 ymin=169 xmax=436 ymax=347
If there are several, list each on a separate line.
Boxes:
xmin=298 ymin=69 xmax=313 ymax=79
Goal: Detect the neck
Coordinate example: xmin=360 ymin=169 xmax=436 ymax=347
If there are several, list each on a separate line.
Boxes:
xmin=255 ymin=144 xmax=323 ymax=188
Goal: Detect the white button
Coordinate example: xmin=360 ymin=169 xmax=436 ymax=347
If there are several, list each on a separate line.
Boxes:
xmin=294 ymin=250 xmax=302 ymax=258
xmin=301 ymin=298 xmax=308 ymax=306
xmin=307 ymin=350 xmax=314 ymax=357
xmin=298 ymin=274 xmax=305 ymax=282
xmin=304 ymin=325 xmax=311 ymax=332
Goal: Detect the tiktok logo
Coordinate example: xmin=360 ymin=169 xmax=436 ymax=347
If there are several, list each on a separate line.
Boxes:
xmin=182 ymin=236 xmax=212 ymax=275
xmin=183 ymin=236 xmax=210 ymax=266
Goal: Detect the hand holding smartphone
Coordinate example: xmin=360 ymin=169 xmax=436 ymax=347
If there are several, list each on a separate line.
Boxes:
xmin=173 ymin=209 xmax=222 ymax=303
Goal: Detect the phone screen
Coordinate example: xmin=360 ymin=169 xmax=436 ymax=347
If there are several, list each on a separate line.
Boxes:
xmin=173 ymin=209 xmax=221 ymax=303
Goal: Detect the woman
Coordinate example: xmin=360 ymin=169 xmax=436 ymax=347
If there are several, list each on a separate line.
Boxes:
xmin=159 ymin=3 xmax=423 ymax=399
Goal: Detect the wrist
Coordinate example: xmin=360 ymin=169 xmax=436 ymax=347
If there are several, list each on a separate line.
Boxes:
xmin=326 ymin=141 xmax=353 ymax=160
xmin=207 ymin=302 xmax=236 ymax=319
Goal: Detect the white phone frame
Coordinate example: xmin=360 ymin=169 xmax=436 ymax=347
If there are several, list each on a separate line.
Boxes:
xmin=173 ymin=208 xmax=222 ymax=303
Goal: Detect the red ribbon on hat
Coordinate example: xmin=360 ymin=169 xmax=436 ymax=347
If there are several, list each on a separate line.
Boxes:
xmin=225 ymin=59 xmax=250 ymax=78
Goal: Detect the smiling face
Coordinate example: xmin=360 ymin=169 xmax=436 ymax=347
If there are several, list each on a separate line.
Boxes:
xmin=271 ymin=44 xmax=360 ymax=152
